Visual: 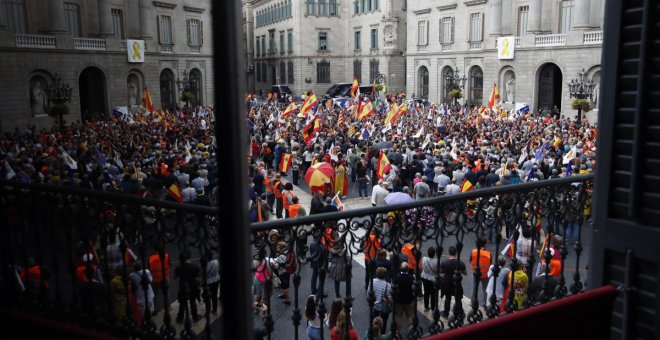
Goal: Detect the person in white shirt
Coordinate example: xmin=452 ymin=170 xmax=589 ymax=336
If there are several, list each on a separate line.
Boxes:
xmin=371 ymin=180 xmax=391 ymax=207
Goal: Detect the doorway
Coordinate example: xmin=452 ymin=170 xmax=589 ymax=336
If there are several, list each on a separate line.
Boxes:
xmin=537 ymin=63 xmax=563 ymax=115
xmin=79 ymin=67 xmax=107 ymax=121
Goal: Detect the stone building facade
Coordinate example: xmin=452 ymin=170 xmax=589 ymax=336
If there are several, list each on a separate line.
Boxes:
xmin=244 ymin=0 xmax=407 ymax=97
xmin=0 ymin=0 xmax=214 ymax=132
xmin=406 ymin=0 xmax=603 ymax=120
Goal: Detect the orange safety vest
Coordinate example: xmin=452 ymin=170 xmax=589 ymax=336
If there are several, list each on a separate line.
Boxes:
xmin=548 ymin=259 xmax=561 ymax=277
xmin=76 ymin=264 xmax=98 ymax=283
xmin=283 ymin=191 xmax=294 ymax=210
xmin=363 ymin=234 xmax=381 ymax=261
xmin=470 ymin=248 xmax=492 ymax=279
xmin=273 ymin=180 xmax=283 ymax=198
xmin=288 ymin=204 xmax=302 ymax=218
xmin=401 ymin=244 xmax=420 ymax=269
xmin=19 ymin=265 xmax=48 ymax=289
xmin=149 ymin=253 xmax=171 ymax=284
xmin=264 ymin=177 xmax=273 ymax=192
xmin=321 ymin=227 xmax=335 ymax=251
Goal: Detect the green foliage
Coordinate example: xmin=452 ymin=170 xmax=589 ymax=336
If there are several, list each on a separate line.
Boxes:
xmin=448 ymin=88 xmax=463 ymax=99
xmin=571 ymin=98 xmax=591 ymax=113
xmin=180 ymin=91 xmax=196 ymax=102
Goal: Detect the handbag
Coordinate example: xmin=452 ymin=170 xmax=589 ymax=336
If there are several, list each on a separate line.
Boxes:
xmin=380 ymin=283 xmax=392 ymax=314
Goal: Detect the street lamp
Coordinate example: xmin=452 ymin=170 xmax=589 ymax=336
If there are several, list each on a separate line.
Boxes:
xmin=568 ymin=68 xmax=596 ymax=125
xmin=46 ymin=73 xmax=73 ymax=127
xmin=445 ymin=67 xmax=467 ymax=105
xmin=176 ymin=69 xmax=198 ymax=110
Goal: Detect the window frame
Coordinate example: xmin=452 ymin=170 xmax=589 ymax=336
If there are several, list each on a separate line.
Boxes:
xmin=354 ymin=30 xmax=361 ymax=50
xmin=5 ymin=0 xmax=28 ymax=34
xmin=353 ymin=59 xmax=362 ymax=83
xmin=187 ymin=18 xmax=203 ymax=47
xmin=111 ymin=8 xmax=125 ymax=39
xmin=317 ymin=59 xmax=331 ymax=83
xmin=417 ymin=20 xmax=428 ymax=46
xmin=370 ymin=28 xmax=378 ymax=49
xmin=158 ymin=14 xmax=174 ymax=45
xmin=287 ymin=31 xmax=293 ymax=53
xmin=318 ymin=32 xmax=328 ymax=51
xmin=440 ymin=16 xmax=454 ymax=43
xmin=64 ymin=2 xmax=82 ymax=37
xmin=468 ymin=12 xmax=483 ymax=42
xmin=287 ymin=60 xmax=294 ymax=83
xmin=279 ymin=31 xmax=285 ymax=55
xmin=517 ymin=6 xmax=529 ymax=36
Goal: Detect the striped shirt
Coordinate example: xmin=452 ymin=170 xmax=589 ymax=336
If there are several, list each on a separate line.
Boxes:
xmin=368 ymin=278 xmax=392 ymax=311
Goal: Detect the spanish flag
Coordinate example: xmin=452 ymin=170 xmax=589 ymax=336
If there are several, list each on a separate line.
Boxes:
xmin=358 ymin=101 xmax=375 ymax=120
xmin=384 ymin=103 xmax=398 ymax=126
xmin=487 ymin=83 xmax=499 ymax=110
xmin=396 ymin=102 xmax=408 ymax=117
xmin=350 ymin=78 xmax=359 ymax=98
xmin=280 ymin=153 xmax=292 ymax=172
xmin=300 ymin=92 xmax=318 ymax=118
xmin=167 ymin=182 xmax=183 ymax=203
xmin=142 ymin=86 xmax=155 ymax=113
xmin=376 ymin=150 xmax=392 ymax=179
xmin=460 ymin=178 xmax=474 ymax=192
xmin=282 ymin=101 xmax=297 ymax=117
xmin=302 ymin=115 xmax=319 ymax=144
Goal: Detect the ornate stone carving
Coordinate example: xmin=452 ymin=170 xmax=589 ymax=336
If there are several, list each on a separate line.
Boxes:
xmin=384 ymin=25 xmax=397 ymax=46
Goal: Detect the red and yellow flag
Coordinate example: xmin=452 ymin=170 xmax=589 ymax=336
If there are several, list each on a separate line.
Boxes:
xmin=282 ymin=101 xmax=297 ymax=117
xmin=358 ymin=101 xmax=375 ymax=121
xmin=280 ymin=153 xmax=292 ymax=172
xmin=384 ymin=103 xmax=398 ymax=126
xmin=336 ymin=111 xmax=345 ymax=127
xmin=350 ymin=78 xmax=359 ymax=98
xmin=460 ymin=178 xmax=474 ymax=192
xmin=302 ymin=115 xmax=319 ymax=144
xmin=487 ymin=83 xmax=499 ymax=110
xmin=300 ymin=92 xmax=318 ymax=118
xmin=376 ymin=150 xmax=392 ymax=179
xmin=397 ymin=102 xmax=408 ymax=117
xmin=167 ymin=182 xmax=183 ymax=203
xmin=142 ymin=86 xmax=155 ymax=113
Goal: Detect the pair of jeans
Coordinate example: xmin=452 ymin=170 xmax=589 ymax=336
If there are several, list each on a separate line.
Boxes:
xmin=350 ymin=167 xmax=357 ymax=182
xmin=276 ymin=197 xmax=283 ymax=219
xmin=358 ymin=178 xmax=368 ymax=198
xmin=292 ymin=170 xmax=299 ymax=185
xmin=205 ymin=281 xmax=220 ymax=314
xmin=422 ymin=278 xmax=437 ymax=310
xmin=565 ymin=221 xmax=580 ymax=244
xmin=307 ymin=325 xmax=322 ymax=340
xmin=334 ymin=280 xmax=342 ymax=298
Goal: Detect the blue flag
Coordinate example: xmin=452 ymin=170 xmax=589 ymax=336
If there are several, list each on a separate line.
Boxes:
xmin=519 ymin=105 xmax=530 ymax=114
xmin=535 ymin=148 xmax=543 ymax=161
xmin=96 ymin=149 xmax=106 ymax=167
xmin=527 ymin=167 xmax=536 ymax=181
xmin=362 ymin=127 xmax=370 ymax=140
xmin=566 ymin=162 xmax=572 ymax=176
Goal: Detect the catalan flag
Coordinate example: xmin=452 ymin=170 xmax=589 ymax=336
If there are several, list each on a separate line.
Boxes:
xmin=300 ymin=92 xmax=318 ymax=118
xmin=347 ymin=126 xmax=356 ymax=137
xmin=280 ymin=153 xmax=292 ymax=172
xmin=487 ymin=83 xmax=499 ymax=110
xmin=358 ymin=101 xmax=375 ymax=120
xmin=142 ymin=86 xmax=155 ymax=113
xmin=376 ymin=150 xmax=392 ymax=180
xmin=336 ymin=111 xmax=345 ymax=127
xmin=396 ymin=102 xmax=408 ymax=118
xmin=460 ymin=178 xmax=474 ymax=192
xmin=350 ymin=78 xmax=359 ymax=98
xmin=167 ymin=182 xmax=183 ymax=203
xmin=282 ymin=101 xmax=297 ymax=118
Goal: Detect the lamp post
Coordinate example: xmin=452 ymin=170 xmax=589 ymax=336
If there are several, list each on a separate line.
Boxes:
xmin=568 ymin=68 xmax=596 ymax=126
xmin=176 ymin=69 xmax=198 ymax=110
xmin=46 ymin=73 xmax=73 ymax=127
xmin=445 ymin=67 xmax=467 ymax=105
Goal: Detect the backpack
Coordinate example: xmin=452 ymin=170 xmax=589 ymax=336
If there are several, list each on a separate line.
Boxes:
xmin=255 ymin=260 xmax=270 ymax=284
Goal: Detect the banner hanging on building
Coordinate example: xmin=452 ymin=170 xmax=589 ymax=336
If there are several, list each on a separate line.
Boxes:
xmin=497 ymin=36 xmax=515 ymax=60
xmin=127 ymin=40 xmax=145 ymax=63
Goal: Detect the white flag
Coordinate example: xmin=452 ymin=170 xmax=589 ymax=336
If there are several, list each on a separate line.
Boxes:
xmin=5 ymin=162 xmax=16 ymax=179
xmin=62 ymin=151 xmax=78 ymax=170
xmin=329 ymin=143 xmax=338 ymax=161
xmin=518 ymin=147 xmax=528 ymax=165
xmin=563 ymin=145 xmax=577 ymax=165
xmin=413 ymin=126 xmax=424 ymax=139
xmin=381 ymin=122 xmax=392 ymax=134
xmin=113 ymin=150 xmax=124 ymax=169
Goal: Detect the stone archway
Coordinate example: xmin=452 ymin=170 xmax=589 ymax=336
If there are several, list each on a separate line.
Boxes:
xmin=189 ymin=68 xmax=203 ymax=107
xmin=468 ymin=66 xmax=483 ymax=108
xmin=417 ymin=66 xmax=429 ymax=100
xmin=441 ymin=66 xmax=454 ymax=104
xmin=79 ymin=66 xmax=107 ymax=120
xmin=160 ymin=68 xmax=176 ymax=111
xmin=537 ymin=63 xmax=562 ymax=115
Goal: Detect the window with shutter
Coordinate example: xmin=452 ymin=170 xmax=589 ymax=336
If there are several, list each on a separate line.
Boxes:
xmin=5 ymin=0 xmax=27 ymax=34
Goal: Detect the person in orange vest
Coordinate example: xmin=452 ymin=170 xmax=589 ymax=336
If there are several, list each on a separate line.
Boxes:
xmin=148 ymin=246 xmax=171 ymax=296
xmin=362 ymin=230 xmax=382 ymax=289
xmin=400 ymin=243 xmax=421 ymax=274
xmin=272 ymin=174 xmax=284 ymax=219
xmin=282 ymin=182 xmax=295 ymax=218
xmin=76 ymin=253 xmax=103 ymax=283
xmin=264 ymin=171 xmax=275 ymax=214
xmin=19 ymin=257 xmax=49 ymax=294
xmin=469 ymin=239 xmax=492 ymax=308
xmin=288 ymin=196 xmax=306 ymax=218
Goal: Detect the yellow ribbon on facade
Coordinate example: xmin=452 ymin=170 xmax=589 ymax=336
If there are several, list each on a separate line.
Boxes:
xmin=501 ymin=38 xmax=511 ymax=57
xmin=132 ymin=42 xmax=141 ymax=60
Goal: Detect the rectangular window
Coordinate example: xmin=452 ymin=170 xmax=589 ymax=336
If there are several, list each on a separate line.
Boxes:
xmin=64 ymin=2 xmax=81 ymax=37
xmin=369 ymin=61 xmax=379 ymax=83
xmin=353 ymin=60 xmax=361 ymax=82
xmin=354 ymin=31 xmax=361 ymax=50
xmin=361 ymin=0 xmax=366 ymax=13
xmin=440 ymin=17 xmax=454 ymax=43
xmin=158 ymin=15 xmax=174 ymax=45
xmin=256 ymin=63 xmax=261 ymax=82
xmin=329 ymin=0 xmax=338 ymax=16
xmin=261 ymin=36 xmax=266 ymax=55
xmin=354 ymin=1 xmax=359 ymax=14
xmin=374 ymin=0 xmax=379 ymax=10
xmin=307 ymin=0 xmax=315 ymax=15
xmin=6 ymin=0 xmax=27 ymax=33
xmin=560 ymin=1 xmax=573 ymax=33
xmin=288 ymin=61 xmax=294 ymax=83
xmin=256 ymin=38 xmax=261 ymax=57
xmin=469 ymin=13 xmax=483 ymax=42
xmin=111 ymin=9 xmax=124 ymax=39
xmin=317 ymin=61 xmax=330 ymax=83
xmin=269 ymin=31 xmax=275 ymax=53
xmin=318 ymin=32 xmax=328 ymax=51
xmin=287 ymin=31 xmax=293 ymax=53
xmin=280 ymin=62 xmax=286 ymax=83
xmin=280 ymin=32 xmax=285 ymax=54
xmin=371 ymin=28 xmax=378 ymax=49
xmin=318 ymin=0 xmax=326 ymax=16
xmin=518 ymin=6 xmax=529 ymax=36
xmin=417 ymin=20 xmax=428 ymax=45
xmin=367 ymin=0 xmax=372 ymax=11
xmin=187 ymin=19 xmax=203 ymax=47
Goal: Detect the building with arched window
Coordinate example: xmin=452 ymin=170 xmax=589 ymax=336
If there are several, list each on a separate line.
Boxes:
xmin=0 ymin=0 xmax=214 ymax=132
xmin=405 ymin=0 xmax=603 ymax=121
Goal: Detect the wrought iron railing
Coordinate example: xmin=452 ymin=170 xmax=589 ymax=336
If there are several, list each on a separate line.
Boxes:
xmin=0 ymin=174 xmax=593 ymax=339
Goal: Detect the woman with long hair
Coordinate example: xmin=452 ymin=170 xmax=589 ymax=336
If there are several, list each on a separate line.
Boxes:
xmin=330 ymin=310 xmax=358 ymax=340
xmin=326 ymin=298 xmax=343 ymax=329
xmin=305 ymin=295 xmax=323 ymax=340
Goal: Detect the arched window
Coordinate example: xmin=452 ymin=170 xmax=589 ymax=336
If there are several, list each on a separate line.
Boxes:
xmin=189 ymin=68 xmax=203 ymax=106
xmin=442 ymin=66 xmax=454 ymax=104
xmin=160 ymin=68 xmax=176 ymax=110
xmin=418 ymin=66 xmax=429 ymax=100
xmin=469 ymin=66 xmax=483 ymax=108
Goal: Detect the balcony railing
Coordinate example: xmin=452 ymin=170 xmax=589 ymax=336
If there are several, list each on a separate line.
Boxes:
xmin=160 ymin=44 xmax=173 ymax=53
xmin=441 ymin=43 xmax=453 ymax=51
xmin=583 ymin=30 xmax=603 ymax=45
xmin=14 ymin=33 xmax=56 ymax=49
xmin=468 ymin=41 xmax=482 ymax=50
xmin=73 ymin=37 xmax=107 ymax=51
xmin=0 ymin=174 xmax=593 ymax=339
xmin=535 ymin=33 xmax=567 ymax=47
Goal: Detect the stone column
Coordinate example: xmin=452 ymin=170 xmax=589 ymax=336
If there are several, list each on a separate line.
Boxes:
xmin=489 ymin=0 xmax=502 ymax=36
xmin=127 ymin=0 xmax=140 ymax=38
xmin=573 ymin=0 xmax=591 ymax=29
xmin=98 ymin=0 xmax=113 ymax=36
xmin=139 ymin=0 xmax=153 ymax=39
xmin=386 ymin=0 xmax=394 ymax=18
xmin=48 ymin=0 xmax=67 ymax=33
xmin=527 ymin=0 xmax=542 ymax=33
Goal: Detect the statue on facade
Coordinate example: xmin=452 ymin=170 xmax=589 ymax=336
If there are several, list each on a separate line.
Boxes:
xmin=128 ymin=81 xmax=139 ymax=107
xmin=384 ymin=25 xmax=396 ymax=46
xmin=506 ymin=76 xmax=515 ymax=103
xmin=591 ymin=82 xmax=599 ymax=109
xmin=31 ymin=81 xmax=49 ymax=116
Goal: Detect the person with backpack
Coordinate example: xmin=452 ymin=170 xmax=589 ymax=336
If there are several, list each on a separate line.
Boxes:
xmin=272 ymin=241 xmax=296 ymax=305
xmin=253 ymin=248 xmax=270 ymax=314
